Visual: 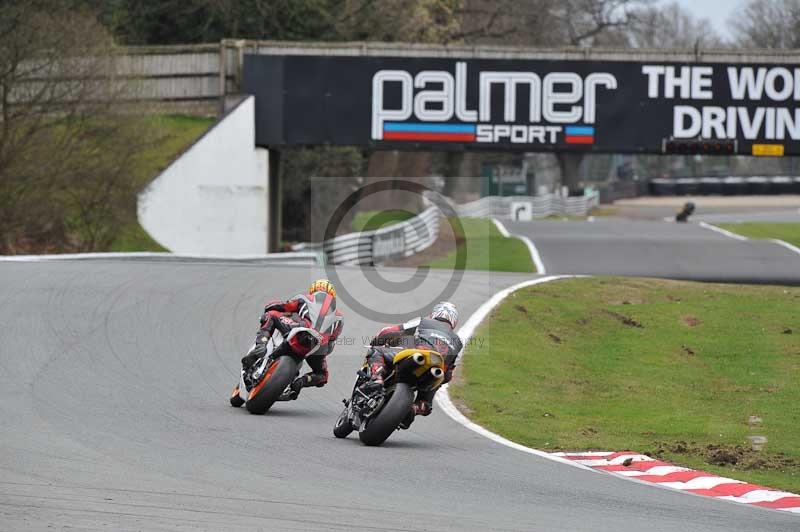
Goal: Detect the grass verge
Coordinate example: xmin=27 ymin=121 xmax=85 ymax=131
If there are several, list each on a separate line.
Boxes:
xmin=426 ymin=218 xmax=535 ymax=273
xmin=716 ymin=222 xmax=800 ymax=248
xmin=450 ymin=277 xmax=800 ymax=492
xmin=351 ymin=209 xmax=415 ymax=232
xmin=118 ymin=114 xmax=214 ymax=252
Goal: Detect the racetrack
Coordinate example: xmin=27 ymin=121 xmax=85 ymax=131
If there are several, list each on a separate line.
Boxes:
xmin=505 ymin=218 xmax=800 ymax=285
xmin=2 ymin=259 xmax=798 ymax=531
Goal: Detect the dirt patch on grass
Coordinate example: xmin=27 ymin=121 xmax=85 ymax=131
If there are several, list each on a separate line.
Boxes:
xmin=681 ymin=345 xmax=696 ymax=357
xmin=447 ymin=366 xmax=474 ymax=415
xmin=649 ymin=441 xmax=800 ymax=472
xmin=682 ymin=315 xmax=701 ymax=327
xmin=548 ymin=333 xmax=562 ymax=344
xmin=602 ymin=309 xmax=644 ymax=328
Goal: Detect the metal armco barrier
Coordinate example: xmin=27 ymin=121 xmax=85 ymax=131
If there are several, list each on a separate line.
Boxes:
xmin=321 ymin=206 xmax=441 ymax=266
xmin=455 ymin=193 xmax=599 ymax=220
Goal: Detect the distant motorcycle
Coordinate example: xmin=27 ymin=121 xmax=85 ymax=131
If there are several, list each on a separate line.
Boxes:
xmin=231 ymin=292 xmax=338 ymax=414
xmin=333 ymin=348 xmax=446 ymax=446
xmin=675 ymin=201 xmax=695 ymax=222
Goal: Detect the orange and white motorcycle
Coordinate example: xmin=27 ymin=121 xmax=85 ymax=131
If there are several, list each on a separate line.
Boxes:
xmin=229 ymin=292 xmax=339 ymax=414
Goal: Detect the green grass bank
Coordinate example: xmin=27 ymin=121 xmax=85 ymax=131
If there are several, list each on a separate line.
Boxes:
xmin=111 ymin=114 xmax=214 ymax=251
xmin=451 ymin=277 xmax=800 ymax=492
xmin=716 ymin=222 xmax=800 ymax=249
xmin=426 ymin=218 xmax=536 ymax=273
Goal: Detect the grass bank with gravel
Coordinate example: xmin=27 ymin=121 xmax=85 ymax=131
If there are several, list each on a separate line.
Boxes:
xmin=450 ymin=277 xmax=800 ymax=492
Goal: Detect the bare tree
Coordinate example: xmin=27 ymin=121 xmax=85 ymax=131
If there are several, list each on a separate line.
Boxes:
xmin=731 ymin=0 xmax=800 ymax=49
xmin=0 ymin=1 xmax=155 ymax=253
xmin=628 ymin=2 xmax=724 ymax=48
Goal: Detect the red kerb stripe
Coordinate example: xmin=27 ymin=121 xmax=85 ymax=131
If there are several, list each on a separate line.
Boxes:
xmin=565 ymin=135 xmax=594 ymax=144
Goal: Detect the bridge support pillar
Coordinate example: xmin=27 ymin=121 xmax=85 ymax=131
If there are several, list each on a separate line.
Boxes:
xmin=268 ymin=149 xmax=282 ymax=252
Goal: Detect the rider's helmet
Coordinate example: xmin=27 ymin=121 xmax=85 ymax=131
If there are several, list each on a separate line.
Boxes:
xmin=308 ymin=279 xmax=336 ymax=298
xmin=430 ymin=301 xmax=458 ymax=329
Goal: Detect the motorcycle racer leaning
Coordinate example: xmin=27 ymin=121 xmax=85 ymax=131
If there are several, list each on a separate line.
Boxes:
xmin=239 ymin=279 xmax=343 ymax=401
xmin=365 ymin=301 xmax=462 ymax=425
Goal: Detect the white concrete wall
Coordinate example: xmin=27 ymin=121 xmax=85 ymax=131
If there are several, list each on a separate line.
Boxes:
xmin=138 ymin=96 xmax=268 ymax=255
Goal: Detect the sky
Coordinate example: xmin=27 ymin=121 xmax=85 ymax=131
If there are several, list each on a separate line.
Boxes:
xmin=658 ymin=0 xmax=746 ymax=42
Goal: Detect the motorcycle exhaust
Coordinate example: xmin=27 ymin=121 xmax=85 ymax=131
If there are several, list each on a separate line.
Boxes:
xmin=430 ymin=367 xmax=444 ymax=379
xmin=412 ymin=353 xmax=426 ymax=365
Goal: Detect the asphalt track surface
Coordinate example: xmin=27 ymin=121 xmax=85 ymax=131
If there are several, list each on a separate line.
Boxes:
xmin=2 ymin=252 xmax=800 ymax=532
xmin=506 ymin=218 xmax=800 ymax=285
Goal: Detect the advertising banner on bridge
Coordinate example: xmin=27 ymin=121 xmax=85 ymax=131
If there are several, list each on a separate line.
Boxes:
xmin=243 ymin=54 xmax=800 ymax=155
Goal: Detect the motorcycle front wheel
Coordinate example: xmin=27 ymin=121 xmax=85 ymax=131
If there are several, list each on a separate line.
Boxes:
xmin=333 ymin=405 xmax=354 ymax=438
xmin=358 ymin=383 xmax=414 ymax=446
xmin=245 ymin=355 xmax=299 ymax=415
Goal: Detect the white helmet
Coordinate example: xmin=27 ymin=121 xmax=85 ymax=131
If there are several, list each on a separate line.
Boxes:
xmin=430 ymin=301 xmax=458 ymax=329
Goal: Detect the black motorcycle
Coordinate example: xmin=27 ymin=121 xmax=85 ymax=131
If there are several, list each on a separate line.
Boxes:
xmin=333 ymin=348 xmax=445 ymax=446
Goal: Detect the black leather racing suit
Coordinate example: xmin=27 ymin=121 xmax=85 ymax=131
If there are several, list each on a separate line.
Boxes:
xmin=367 ymin=316 xmax=463 ymax=414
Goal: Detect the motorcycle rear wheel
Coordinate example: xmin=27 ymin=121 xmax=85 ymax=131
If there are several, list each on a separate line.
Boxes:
xmin=358 ymin=383 xmax=414 ymax=446
xmin=245 ymin=356 xmax=299 ymax=415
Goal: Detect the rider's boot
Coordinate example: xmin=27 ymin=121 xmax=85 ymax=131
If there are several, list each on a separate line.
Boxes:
xmin=229 ymin=385 xmax=245 ymax=407
xmin=241 ymin=341 xmax=268 ymax=369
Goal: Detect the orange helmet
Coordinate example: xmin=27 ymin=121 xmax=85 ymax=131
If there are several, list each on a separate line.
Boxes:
xmin=308 ymin=279 xmax=336 ymax=298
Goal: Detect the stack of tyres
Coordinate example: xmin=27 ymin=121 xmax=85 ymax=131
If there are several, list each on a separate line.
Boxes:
xmin=699 ymin=177 xmax=724 ymax=195
xmin=771 ymin=176 xmax=794 ymax=195
xmin=794 ymin=177 xmax=800 ymax=194
xmin=675 ymin=178 xmax=700 ymax=196
xmin=746 ymin=176 xmax=771 ymax=195
xmin=723 ymin=177 xmax=748 ymax=195
xmin=649 ymin=178 xmax=676 ymax=196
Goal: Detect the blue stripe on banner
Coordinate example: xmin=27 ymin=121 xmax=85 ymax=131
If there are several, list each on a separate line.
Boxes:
xmin=565 ymin=126 xmax=595 ymax=136
xmin=384 ymin=122 xmax=476 ymax=133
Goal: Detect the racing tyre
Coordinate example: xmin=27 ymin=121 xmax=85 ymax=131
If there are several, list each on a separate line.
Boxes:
xmin=358 ymin=383 xmax=414 ymax=446
xmin=333 ymin=406 xmax=354 ymax=438
xmin=245 ymin=356 xmax=299 ymax=415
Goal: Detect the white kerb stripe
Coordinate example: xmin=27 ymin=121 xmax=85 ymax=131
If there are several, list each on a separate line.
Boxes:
xmin=770 ymin=238 xmax=800 ymax=257
xmin=616 ymin=466 xmax=692 ymax=477
xmin=719 ymin=490 xmax=799 ymax=504
xmin=576 ymin=454 xmax=654 ymax=467
xmin=518 ymin=235 xmax=547 ymax=274
xmin=551 ymin=451 xmax=615 ymax=457
xmin=697 ymin=221 xmax=749 ymax=241
xmin=658 ymin=477 xmax=745 ymax=490
xmin=490 ymin=217 xmax=547 ymax=274
xmin=490 ymin=218 xmax=511 ymax=238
